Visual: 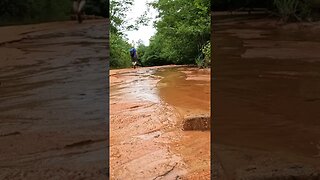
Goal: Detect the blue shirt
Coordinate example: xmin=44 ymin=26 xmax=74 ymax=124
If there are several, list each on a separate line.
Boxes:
xmin=129 ymin=48 xmax=137 ymax=57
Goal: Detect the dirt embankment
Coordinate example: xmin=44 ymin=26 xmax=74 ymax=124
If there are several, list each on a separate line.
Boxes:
xmin=110 ymin=66 xmax=210 ymax=179
xmin=213 ymin=14 xmax=320 ymax=179
xmin=0 ymin=19 xmax=108 ymax=179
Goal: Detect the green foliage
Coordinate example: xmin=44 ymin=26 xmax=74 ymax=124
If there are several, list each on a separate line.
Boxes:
xmin=110 ymin=0 xmax=134 ymax=35
xmin=195 ymin=41 xmax=211 ymax=68
xmin=212 ymin=0 xmax=274 ymax=11
xmin=299 ymin=1 xmax=312 ymax=20
xmin=212 ymin=0 xmax=316 ymax=22
xmin=110 ymin=32 xmax=132 ymax=68
xmin=110 ymin=0 xmax=151 ymax=68
xmin=109 ymin=0 xmax=135 ymax=69
xmin=136 ymin=41 xmax=147 ymax=66
xmin=141 ymin=0 xmax=210 ymax=66
xmin=195 ymin=55 xmax=205 ymax=68
xmin=273 ymin=0 xmax=312 ymax=21
xmin=202 ymin=41 xmax=211 ymax=67
xmin=0 ymin=0 xmax=109 ymax=26
xmin=141 ymin=35 xmax=170 ymax=66
xmin=110 ymin=0 xmax=210 ymax=68
xmin=85 ymin=0 xmax=109 ymax=18
xmin=110 ymin=0 xmax=151 ymax=35
xmin=274 ymin=0 xmax=299 ymax=21
xmin=0 ymin=0 xmax=71 ymax=25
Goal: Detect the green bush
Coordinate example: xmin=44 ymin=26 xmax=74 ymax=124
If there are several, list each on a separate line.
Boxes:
xmin=196 ymin=54 xmax=205 ymax=68
xmin=212 ymin=0 xmax=274 ymax=11
xmin=0 ymin=0 xmax=72 ymax=25
xmin=84 ymin=0 xmax=109 ymax=18
xmin=141 ymin=0 xmax=210 ymax=67
xmin=196 ymin=41 xmax=211 ymax=68
xmin=273 ymin=0 xmax=312 ymax=21
xmin=202 ymin=41 xmax=211 ymax=67
xmin=0 ymin=0 xmax=109 ymax=26
xmin=110 ymin=32 xmax=132 ymax=69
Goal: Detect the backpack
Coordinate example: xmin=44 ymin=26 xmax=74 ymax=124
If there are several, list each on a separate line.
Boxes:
xmin=130 ymin=48 xmax=135 ymax=57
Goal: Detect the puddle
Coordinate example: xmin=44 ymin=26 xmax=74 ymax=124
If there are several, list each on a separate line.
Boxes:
xmin=109 ymin=67 xmax=191 ymax=179
xmin=155 ymin=67 xmax=211 ymax=178
xmin=155 ymin=67 xmax=210 ymax=115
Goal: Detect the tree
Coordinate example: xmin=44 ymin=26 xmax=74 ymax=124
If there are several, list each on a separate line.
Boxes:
xmin=110 ymin=33 xmax=132 ymax=68
xmin=141 ymin=0 xmax=210 ymax=66
xmin=110 ymin=0 xmax=134 ymax=35
xmin=109 ymin=0 xmax=152 ymax=68
xmin=84 ymin=0 xmax=109 ymax=18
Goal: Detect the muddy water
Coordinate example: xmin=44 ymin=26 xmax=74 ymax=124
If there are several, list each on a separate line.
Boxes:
xmin=110 ymin=67 xmax=188 ymax=179
xmin=156 ymin=67 xmax=211 ymax=179
xmin=213 ymin=14 xmax=320 ymax=178
xmin=156 ymin=67 xmax=210 ymax=115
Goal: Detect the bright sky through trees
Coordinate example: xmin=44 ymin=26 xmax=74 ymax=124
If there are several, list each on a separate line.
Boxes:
xmin=124 ymin=0 xmax=157 ymax=46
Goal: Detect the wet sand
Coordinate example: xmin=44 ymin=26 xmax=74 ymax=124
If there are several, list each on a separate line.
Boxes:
xmin=213 ymin=14 xmax=320 ymax=179
xmin=0 ymin=19 xmax=108 ymax=179
xmin=110 ymin=66 xmax=210 ymax=179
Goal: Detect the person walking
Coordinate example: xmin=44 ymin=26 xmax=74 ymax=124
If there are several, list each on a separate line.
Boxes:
xmin=129 ymin=47 xmax=138 ymax=69
xmin=73 ymin=0 xmax=86 ymax=23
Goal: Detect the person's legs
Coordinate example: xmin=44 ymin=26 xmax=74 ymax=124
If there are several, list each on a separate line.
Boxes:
xmin=77 ymin=0 xmax=86 ymax=23
xmin=73 ymin=0 xmax=80 ymax=22
xmin=133 ymin=61 xmax=137 ymax=69
xmin=131 ymin=57 xmax=134 ymax=68
xmin=131 ymin=56 xmax=137 ymax=69
xmin=133 ymin=57 xmax=138 ymax=69
xmin=78 ymin=0 xmax=86 ymax=12
xmin=73 ymin=1 xmax=78 ymax=14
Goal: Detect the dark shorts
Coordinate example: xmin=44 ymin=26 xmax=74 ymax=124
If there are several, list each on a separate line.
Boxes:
xmin=131 ymin=56 xmax=137 ymax=62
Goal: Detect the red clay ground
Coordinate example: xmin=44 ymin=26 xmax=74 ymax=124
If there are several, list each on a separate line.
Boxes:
xmin=110 ymin=66 xmax=210 ymax=179
xmin=0 ymin=19 xmax=108 ymax=179
xmin=213 ymin=13 xmax=320 ymax=179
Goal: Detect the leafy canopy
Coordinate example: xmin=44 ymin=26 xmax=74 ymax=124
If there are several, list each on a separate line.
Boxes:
xmin=140 ymin=0 xmax=210 ymax=66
